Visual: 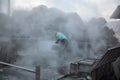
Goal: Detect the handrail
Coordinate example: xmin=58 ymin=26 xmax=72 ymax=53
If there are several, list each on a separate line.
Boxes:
xmin=0 ymin=61 xmax=40 ymax=80
xmin=0 ymin=61 xmax=35 ymax=73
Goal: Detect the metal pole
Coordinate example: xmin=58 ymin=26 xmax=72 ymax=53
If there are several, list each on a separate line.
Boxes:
xmin=35 ymin=66 xmax=40 ymax=80
xmin=8 ymin=0 xmax=10 ymax=15
xmin=0 ymin=61 xmax=35 ymax=73
xmin=0 ymin=0 xmax=2 ymax=12
xmin=0 ymin=61 xmax=41 ymax=80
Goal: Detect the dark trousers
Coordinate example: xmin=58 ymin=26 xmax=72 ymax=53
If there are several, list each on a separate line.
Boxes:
xmin=56 ymin=39 xmax=67 ymax=45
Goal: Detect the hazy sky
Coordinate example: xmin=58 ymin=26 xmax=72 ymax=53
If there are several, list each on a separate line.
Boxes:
xmin=12 ymin=0 xmax=120 ymax=20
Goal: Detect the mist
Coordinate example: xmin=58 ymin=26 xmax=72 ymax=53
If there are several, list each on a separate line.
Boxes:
xmin=12 ymin=0 xmax=120 ymax=21
xmin=5 ymin=5 xmax=115 ymax=80
xmin=0 ymin=0 xmax=120 ymax=80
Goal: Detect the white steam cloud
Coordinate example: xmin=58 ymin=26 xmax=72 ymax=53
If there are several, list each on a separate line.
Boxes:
xmin=7 ymin=5 xmax=109 ymax=80
xmin=12 ymin=0 xmax=120 ymax=20
xmin=0 ymin=0 xmax=119 ymax=80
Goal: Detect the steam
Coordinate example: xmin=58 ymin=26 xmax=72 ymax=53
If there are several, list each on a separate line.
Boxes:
xmin=3 ymin=5 xmax=109 ymax=80
xmin=0 ymin=2 xmax=119 ymax=80
xmin=12 ymin=0 xmax=120 ymax=20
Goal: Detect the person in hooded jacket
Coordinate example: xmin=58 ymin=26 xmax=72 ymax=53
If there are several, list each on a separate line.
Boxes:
xmin=55 ymin=32 xmax=68 ymax=45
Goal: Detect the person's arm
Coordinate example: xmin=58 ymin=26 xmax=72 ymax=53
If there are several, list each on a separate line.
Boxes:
xmin=56 ymin=39 xmax=60 ymax=43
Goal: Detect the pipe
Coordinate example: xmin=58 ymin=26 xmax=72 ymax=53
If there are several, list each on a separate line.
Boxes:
xmin=0 ymin=61 xmax=35 ymax=73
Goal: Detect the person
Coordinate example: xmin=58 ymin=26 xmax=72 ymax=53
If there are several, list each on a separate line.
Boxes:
xmin=55 ymin=32 xmax=67 ymax=45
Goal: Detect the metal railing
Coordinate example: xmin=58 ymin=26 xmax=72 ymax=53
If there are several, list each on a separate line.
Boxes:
xmin=0 ymin=61 xmax=40 ymax=80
